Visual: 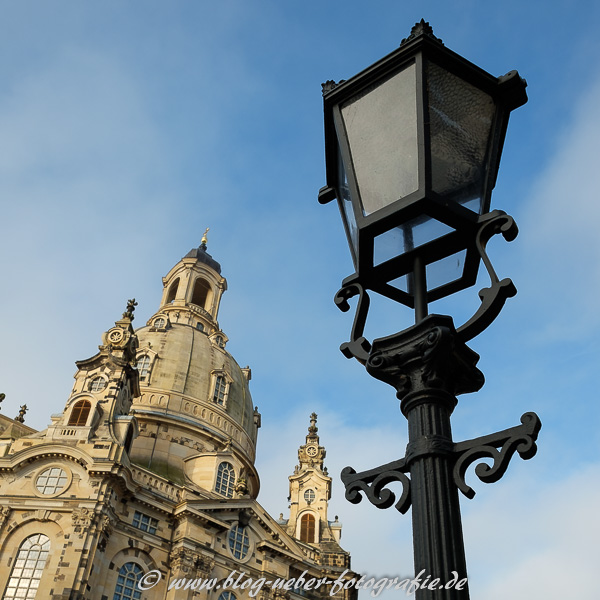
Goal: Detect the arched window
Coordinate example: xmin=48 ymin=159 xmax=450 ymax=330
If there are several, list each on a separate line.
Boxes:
xmin=191 ymin=278 xmax=211 ymax=309
xmin=3 ymin=533 xmax=50 ymax=599
xmin=113 ymin=562 xmax=144 ymax=600
xmin=136 ymin=355 xmax=151 ymax=382
xmin=68 ymin=400 xmax=91 ymax=426
xmin=228 ymin=524 xmax=250 ymax=559
xmin=213 ymin=375 xmax=227 ymax=405
xmin=300 ymin=513 xmax=316 ymax=543
xmin=166 ymin=278 xmax=179 ymax=304
xmin=219 ymin=593 xmax=237 ymax=600
xmin=153 ymin=317 xmax=166 ymax=329
xmin=215 ymin=462 xmax=235 ymax=498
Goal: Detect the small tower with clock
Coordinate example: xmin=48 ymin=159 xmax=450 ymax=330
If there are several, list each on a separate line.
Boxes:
xmin=286 ymin=413 xmax=349 ymax=568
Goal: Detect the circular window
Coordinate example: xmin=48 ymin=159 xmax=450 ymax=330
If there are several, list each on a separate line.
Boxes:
xmin=228 ymin=524 xmax=250 ymax=560
xmin=36 ymin=467 xmax=69 ymax=495
xmin=304 ymin=489 xmax=316 ymax=504
xmin=89 ymin=376 xmax=107 ymax=392
xmin=154 ymin=317 xmax=166 ymax=328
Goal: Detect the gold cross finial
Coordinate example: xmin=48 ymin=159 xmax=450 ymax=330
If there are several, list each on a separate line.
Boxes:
xmin=201 ymin=227 xmax=210 ymax=248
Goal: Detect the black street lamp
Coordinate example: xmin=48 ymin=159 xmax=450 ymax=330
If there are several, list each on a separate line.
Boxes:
xmin=319 ymin=21 xmax=541 ymax=599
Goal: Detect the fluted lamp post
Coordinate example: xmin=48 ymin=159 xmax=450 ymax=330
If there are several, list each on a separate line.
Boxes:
xmin=318 ymin=21 xmax=541 ymax=599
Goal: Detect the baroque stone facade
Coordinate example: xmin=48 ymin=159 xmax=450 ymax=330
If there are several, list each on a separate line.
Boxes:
xmin=0 ymin=242 xmax=356 ymax=600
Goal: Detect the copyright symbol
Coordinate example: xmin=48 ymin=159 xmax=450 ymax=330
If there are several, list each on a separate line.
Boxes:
xmin=138 ymin=569 xmax=162 ymax=590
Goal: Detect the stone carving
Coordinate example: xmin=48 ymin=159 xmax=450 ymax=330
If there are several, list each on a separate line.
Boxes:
xmin=0 ymin=506 xmax=11 ymax=529
xmin=169 ymin=547 xmax=214 ymax=577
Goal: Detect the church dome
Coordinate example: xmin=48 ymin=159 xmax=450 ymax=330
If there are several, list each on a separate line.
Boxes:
xmin=134 ymin=323 xmax=256 ymax=444
xmin=128 ymin=239 xmax=261 ymax=498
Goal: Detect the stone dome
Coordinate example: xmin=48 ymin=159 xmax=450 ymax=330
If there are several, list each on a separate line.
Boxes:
xmin=128 ymin=244 xmax=261 ymax=498
xmin=134 ymin=322 xmax=257 ymax=448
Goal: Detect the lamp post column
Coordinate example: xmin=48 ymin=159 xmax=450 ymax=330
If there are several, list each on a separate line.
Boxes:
xmin=366 ymin=315 xmax=485 ymax=598
xmin=404 ymin=390 xmax=469 ymax=598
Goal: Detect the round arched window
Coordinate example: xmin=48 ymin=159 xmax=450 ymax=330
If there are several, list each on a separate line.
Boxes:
xmin=215 ymin=462 xmax=235 ymax=497
xmin=4 ymin=534 xmax=50 ymax=599
xmin=68 ymin=400 xmax=91 ymax=426
xmin=113 ymin=562 xmax=144 ymax=600
xmin=136 ymin=355 xmax=151 ymax=382
xmin=300 ymin=513 xmax=316 ymax=543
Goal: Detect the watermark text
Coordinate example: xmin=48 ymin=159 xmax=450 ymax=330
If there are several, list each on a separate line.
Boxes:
xmin=138 ymin=568 xmax=468 ymax=597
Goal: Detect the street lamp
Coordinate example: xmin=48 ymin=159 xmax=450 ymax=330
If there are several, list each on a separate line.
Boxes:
xmin=319 ymin=21 xmax=541 ymax=599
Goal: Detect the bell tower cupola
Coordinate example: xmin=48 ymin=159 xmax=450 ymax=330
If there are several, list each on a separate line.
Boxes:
xmin=157 ymin=228 xmax=227 ymax=335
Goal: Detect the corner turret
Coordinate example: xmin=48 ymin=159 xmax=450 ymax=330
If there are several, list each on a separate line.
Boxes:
xmin=10 ymin=301 xmax=141 ymax=459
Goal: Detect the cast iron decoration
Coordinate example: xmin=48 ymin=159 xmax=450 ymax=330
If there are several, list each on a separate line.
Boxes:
xmin=319 ymin=20 xmax=541 ymax=599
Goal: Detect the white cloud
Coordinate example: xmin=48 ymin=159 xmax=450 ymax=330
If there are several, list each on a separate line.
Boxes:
xmin=466 ymin=464 xmax=600 ymax=599
xmin=256 ymin=407 xmax=414 ymax=598
xmin=0 ymin=48 xmax=177 ymax=429
xmin=518 ymin=74 xmax=600 ymax=342
xmin=258 ymin=410 xmax=600 ymax=599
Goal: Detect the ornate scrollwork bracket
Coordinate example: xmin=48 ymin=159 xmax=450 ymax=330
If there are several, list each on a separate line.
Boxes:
xmin=334 ymin=282 xmax=372 ymax=364
xmin=340 ymin=458 xmax=411 ymax=514
xmin=453 ymin=412 xmax=541 ymax=499
xmin=341 ymin=412 xmax=541 ymax=513
xmin=456 ymin=210 xmax=518 ymax=343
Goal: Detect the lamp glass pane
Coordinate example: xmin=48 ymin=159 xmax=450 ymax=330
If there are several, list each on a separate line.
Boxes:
xmin=426 ymin=249 xmax=467 ymax=291
xmin=427 ymin=61 xmax=495 ymax=212
xmin=341 ymin=62 xmax=418 ymax=216
xmin=338 ymin=147 xmax=359 ymax=258
xmin=388 ymin=274 xmax=409 ymax=293
xmin=374 ymin=217 xmax=453 ymax=267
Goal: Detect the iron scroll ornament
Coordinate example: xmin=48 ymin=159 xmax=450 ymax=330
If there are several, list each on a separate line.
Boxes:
xmin=341 ymin=413 xmax=541 ymax=513
xmin=334 ymin=282 xmax=371 ymax=364
xmin=456 ymin=210 xmax=518 ymax=343
xmin=453 ymin=411 xmax=541 ymax=499
xmin=335 ymin=211 xmax=519 ymax=362
xmin=341 ymin=457 xmax=411 ymax=514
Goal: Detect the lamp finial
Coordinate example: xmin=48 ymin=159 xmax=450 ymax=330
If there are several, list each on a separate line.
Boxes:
xmin=401 ymin=19 xmax=444 ymax=46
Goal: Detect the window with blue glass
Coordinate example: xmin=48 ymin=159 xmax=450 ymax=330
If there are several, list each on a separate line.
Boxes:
xmin=113 ymin=562 xmax=143 ymax=600
xmin=132 ymin=511 xmax=158 ymax=535
xmin=215 ymin=462 xmax=235 ymax=498
xmin=228 ymin=524 xmax=250 ymax=559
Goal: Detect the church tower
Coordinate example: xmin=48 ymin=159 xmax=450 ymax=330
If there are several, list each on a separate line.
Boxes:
xmin=285 ymin=414 xmax=347 ymax=569
xmin=0 ymin=239 xmax=357 ymax=600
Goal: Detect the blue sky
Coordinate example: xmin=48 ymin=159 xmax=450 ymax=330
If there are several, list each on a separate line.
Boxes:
xmin=1 ymin=1 xmax=600 ymax=598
